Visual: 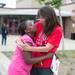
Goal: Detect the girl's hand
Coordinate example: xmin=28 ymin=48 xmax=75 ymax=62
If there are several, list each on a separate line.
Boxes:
xmin=21 ymin=43 xmax=31 ymax=51
xmin=16 ymin=38 xmax=23 ymax=46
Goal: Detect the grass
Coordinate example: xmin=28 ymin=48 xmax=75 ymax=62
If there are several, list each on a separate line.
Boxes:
xmin=2 ymin=51 xmax=14 ymax=59
xmin=56 ymin=50 xmax=75 ymax=65
xmin=2 ymin=50 xmax=75 ymax=60
xmin=57 ymin=50 xmax=75 ymax=58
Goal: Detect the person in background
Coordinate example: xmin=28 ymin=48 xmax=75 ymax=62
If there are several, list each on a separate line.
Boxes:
xmin=1 ymin=23 xmax=8 ymax=45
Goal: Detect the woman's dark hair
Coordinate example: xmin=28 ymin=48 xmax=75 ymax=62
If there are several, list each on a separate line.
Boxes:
xmin=18 ymin=21 xmax=26 ymax=36
xmin=38 ymin=6 xmax=60 ymax=35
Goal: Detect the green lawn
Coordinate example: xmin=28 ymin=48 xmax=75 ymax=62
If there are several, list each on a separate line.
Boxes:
xmin=57 ymin=50 xmax=75 ymax=58
xmin=2 ymin=50 xmax=75 ymax=59
xmin=2 ymin=51 xmax=14 ymax=59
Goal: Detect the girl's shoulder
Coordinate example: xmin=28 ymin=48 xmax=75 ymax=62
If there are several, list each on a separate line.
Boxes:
xmin=22 ymin=34 xmax=31 ymax=38
xmin=49 ymin=25 xmax=62 ymax=37
xmin=21 ymin=34 xmax=35 ymax=46
xmin=54 ymin=25 xmax=62 ymax=33
xmin=21 ymin=34 xmax=33 ymax=43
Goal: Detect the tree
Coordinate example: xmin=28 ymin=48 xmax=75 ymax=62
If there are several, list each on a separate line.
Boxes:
xmin=37 ymin=0 xmax=64 ymax=51
xmin=37 ymin=0 xmax=62 ymax=24
xmin=37 ymin=0 xmax=62 ymax=8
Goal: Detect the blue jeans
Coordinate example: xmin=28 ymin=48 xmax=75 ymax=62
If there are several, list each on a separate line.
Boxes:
xmin=2 ymin=35 xmax=7 ymax=45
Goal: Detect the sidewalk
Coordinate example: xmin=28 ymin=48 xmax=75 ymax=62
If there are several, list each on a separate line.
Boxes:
xmin=0 ymin=52 xmax=10 ymax=75
xmin=58 ymin=38 xmax=75 ymax=50
xmin=0 ymin=35 xmax=18 ymax=52
xmin=0 ymin=35 xmax=75 ymax=51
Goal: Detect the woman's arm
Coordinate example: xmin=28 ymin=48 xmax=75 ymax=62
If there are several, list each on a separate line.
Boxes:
xmin=23 ymin=51 xmax=53 ymax=64
xmin=21 ymin=43 xmax=54 ymax=52
xmin=22 ymin=42 xmax=53 ymax=64
xmin=17 ymin=38 xmax=54 ymax=52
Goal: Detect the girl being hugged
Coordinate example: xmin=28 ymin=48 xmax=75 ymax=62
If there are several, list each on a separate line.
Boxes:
xmin=8 ymin=20 xmax=53 ymax=75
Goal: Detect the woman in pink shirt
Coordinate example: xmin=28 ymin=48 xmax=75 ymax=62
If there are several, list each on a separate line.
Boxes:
xmin=8 ymin=20 xmax=53 ymax=75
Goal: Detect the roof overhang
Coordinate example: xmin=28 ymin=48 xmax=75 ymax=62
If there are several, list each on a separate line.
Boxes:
xmin=0 ymin=8 xmax=72 ymax=16
xmin=55 ymin=8 xmax=72 ymax=17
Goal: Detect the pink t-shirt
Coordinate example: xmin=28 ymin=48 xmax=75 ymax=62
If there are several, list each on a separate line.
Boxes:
xmin=8 ymin=35 xmax=35 ymax=75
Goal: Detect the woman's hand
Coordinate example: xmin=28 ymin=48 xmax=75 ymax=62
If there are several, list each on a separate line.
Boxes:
xmin=47 ymin=53 xmax=54 ymax=58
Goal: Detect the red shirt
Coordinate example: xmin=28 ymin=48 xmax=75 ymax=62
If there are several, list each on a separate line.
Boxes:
xmin=32 ymin=21 xmax=62 ymax=68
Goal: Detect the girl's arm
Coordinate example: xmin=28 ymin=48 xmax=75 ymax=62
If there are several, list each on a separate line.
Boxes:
xmin=17 ymin=38 xmax=54 ymax=52
xmin=22 ymin=42 xmax=53 ymax=64
xmin=20 ymin=43 xmax=54 ymax=52
xmin=23 ymin=51 xmax=53 ymax=64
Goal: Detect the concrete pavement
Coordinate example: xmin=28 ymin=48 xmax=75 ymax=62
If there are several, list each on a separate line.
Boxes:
xmin=0 ymin=35 xmax=75 ymax=51
xmin=0 ymin=52 xmax=10 ymax=75
xmin=58 ymin=38 xmax=75 ymax=50
xmin=0 ymin=35 xmax=18 ymax=52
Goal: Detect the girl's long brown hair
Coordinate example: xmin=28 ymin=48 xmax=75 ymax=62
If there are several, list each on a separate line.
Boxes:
xmin=38 ymin=6 xmax=60 ymax=35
